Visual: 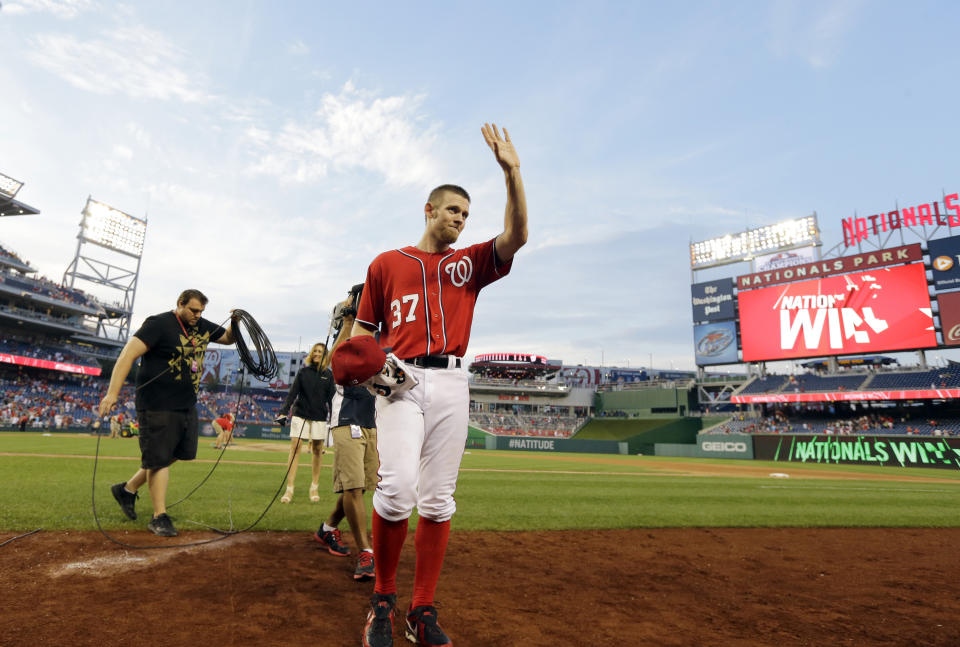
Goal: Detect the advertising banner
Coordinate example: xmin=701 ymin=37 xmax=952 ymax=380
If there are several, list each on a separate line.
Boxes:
xmin=0 ymin=352 xmax=101 ymax=376
xmin=693 ymin=321 xmax=739 ymax=366
xmin=493 ymin=436 xmax=627 ymax=454
xmin=558 ymin=366 xmax=602 ymax=387
xmin=753 ymin=434 xmax=960 ymax=470
xmin=732 ymin=388 xmax=960 ymax=404
xmin=753 ymin=247 xmax=817 ymax=272
xmin=696 ymin=433 xmax=754 ymax=459
xmin=927 ymin=234 xmax=960 ymax=291
xmin=691 ymin=278 xmax=735 ymax=322
xmin=938 ymin=291 xmax=960 ymax=346
xmin=202 ymin=348 xmax=303 ymax=390
xmin=738 ymin=263 xmax=935 ymax=362
xmin=737 ymin=244 xmax=922 ymax=290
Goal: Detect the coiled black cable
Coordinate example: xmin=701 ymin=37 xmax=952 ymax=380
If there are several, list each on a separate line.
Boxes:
xmin=232 ymin=309 xmax=279 ymax=381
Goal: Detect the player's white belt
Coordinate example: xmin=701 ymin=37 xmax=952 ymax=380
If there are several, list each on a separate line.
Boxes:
xmin=408 ymin=355 xmax=462 ymax=369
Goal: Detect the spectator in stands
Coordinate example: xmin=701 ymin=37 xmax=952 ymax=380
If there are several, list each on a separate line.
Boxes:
xmin=275 ymin=341 xmax=335 ymax=504
xmin=98 ymin=289 xmax=237 ymax=537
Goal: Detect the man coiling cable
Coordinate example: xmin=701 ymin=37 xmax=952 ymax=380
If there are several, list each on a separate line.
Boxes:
xmin=98 ymin=289 xmax=239 ymax=538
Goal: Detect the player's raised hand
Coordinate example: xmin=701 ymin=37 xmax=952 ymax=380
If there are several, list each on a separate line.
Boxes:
xmin=482 ymin=123 xmax=519 ymax=170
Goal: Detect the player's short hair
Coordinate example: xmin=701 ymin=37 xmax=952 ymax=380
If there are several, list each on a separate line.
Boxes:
xmin=177 ymin=289 xmax=208 ymax=306
xmin=427 ymin=184 xmax=471 ymax=207
xmin=304 ymin=342 xmax=327 ymax=367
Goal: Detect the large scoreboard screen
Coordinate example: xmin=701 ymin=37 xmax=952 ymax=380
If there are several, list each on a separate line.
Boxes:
xmin=737 ymin=263 xmax=935 ymax=362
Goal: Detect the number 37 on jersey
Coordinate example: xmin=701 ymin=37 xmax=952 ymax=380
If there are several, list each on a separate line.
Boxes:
xmin=355 ymin=238 xmax=513 ymax=359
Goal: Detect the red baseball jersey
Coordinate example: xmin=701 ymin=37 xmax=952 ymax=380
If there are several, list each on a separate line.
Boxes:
xmin=356 ymin=237 xmax=512 ymax=359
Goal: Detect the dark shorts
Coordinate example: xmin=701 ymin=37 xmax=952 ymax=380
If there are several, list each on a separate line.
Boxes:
xmin=137 ymin=408 xmax=199 ymax=470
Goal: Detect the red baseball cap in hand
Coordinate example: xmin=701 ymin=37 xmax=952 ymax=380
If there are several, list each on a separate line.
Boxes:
xmin=332 ymin=336 xmax=387 ymax=386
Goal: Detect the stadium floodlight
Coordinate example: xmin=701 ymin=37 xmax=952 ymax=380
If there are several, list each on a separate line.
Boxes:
xmin=79 ymin=197 xmax=147 ymax=258
xmin=0 ymin=172 xmax=24 ymax=199
xmin=690 ymin=214 xmax=820 ymax=269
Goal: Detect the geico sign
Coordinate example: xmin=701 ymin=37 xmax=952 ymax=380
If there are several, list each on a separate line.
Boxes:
xmin=701 ymin=441 xmax=748 ymax=452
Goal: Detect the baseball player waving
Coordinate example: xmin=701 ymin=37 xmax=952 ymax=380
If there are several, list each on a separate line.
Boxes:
xmin=343 ymin=123 xmax=527 ymax=647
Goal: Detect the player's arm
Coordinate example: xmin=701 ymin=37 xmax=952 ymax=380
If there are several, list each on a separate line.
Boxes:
xmin=350 ymin=321 xmax=377 ymax=338
xmin=352 ymin=270 xmax=381 ymax=339
xmin=483 ymin=123 xmax=528 ymax=264
xmin=98 ymin=336 xmax=148 ymax=416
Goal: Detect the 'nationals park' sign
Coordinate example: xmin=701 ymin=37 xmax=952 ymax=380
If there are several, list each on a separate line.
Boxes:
xmin=737 ymin=244 xmax=922 ymax=290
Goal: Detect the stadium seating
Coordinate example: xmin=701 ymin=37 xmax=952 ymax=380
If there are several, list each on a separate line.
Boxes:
xmin=0 ymin=338 xmax=95 ymax=367
xmin=867 ymin=366 xmax=960 ymax=389
xmin=468 ymin=411 xmax=585 ymax=438
xmin=737 ymin=375 xmax=789 ymax=394
xmin=0 ymin=369 xmax=288 ymax=429
xmin=713 ymin=414 xmax=960 ymax=437
xmin=736 ymin=367 xmax=960 ymax=396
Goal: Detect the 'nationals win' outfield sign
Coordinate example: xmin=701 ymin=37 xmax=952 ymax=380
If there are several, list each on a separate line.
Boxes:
xmin=738 ymin=263 xmax=935 ymax=362
xmin=753 ymin=434 xmax=960 ymax=470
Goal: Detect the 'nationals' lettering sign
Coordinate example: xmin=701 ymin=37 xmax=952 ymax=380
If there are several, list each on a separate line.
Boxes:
xmin=737 ymin=244 xmax=921 ymax=290
xmin=841 ymin=192 xmax=960 ymax=247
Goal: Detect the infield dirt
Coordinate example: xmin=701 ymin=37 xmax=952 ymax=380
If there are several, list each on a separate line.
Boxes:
xmin=2 ymin=526 xmax=959 ymax=646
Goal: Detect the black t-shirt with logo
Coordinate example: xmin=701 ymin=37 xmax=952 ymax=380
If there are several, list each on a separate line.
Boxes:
xmin=134 ymin=311 xmax=225 ymax=411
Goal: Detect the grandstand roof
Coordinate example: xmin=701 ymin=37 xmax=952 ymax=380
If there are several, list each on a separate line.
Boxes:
xmin=0 ymin=254 xmax=35 ymax=274
xmin=0 ymin=194 xmax=40 ymax=218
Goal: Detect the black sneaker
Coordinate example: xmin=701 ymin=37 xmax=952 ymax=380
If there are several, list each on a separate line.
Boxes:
xmin=147 ymin=513 xmax=178 ymax=537
xmin=354 ymin=551 xmax=375 ymax=582
xmin=314 ymin=526 xmax=350 ymax=556
xmin=405 ymin=605 xmax=452 ymax=646
xmin=110 ymin=482 xmax=138 ymax=520
xmin=362 ymin=593 xmax=396 ymax=647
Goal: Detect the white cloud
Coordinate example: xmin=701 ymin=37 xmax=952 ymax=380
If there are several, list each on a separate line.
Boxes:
xmin=125 ymin=122 xmax=152 ymax=148
xmin=2 ymin=0 xmax=96 ymax=18
xmin=767 ymin=0 xmax=864 ymax=68
xmin=112 ymin=144 xmax=133 ymax=160
xmin=27 ymin=26 xmax=212 ymax=103
xmin=287 ymin=39 xmax=309 ymax=56
xmin=245 ymin=82 xmax=441 ymax=187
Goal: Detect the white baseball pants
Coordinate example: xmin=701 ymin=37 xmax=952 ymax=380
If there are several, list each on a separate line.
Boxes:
xmin=372 ymin=363 xmax=468 ymax=523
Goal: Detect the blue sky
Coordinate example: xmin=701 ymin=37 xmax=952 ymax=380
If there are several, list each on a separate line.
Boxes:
xmin=2 ymin=1 xmax=960 ymax=371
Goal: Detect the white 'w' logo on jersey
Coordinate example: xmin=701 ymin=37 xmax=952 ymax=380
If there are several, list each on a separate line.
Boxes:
xmin=444 ymin=256 xmax=473 ymax=287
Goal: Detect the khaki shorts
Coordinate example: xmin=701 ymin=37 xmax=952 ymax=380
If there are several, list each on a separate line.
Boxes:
xmin=331 ymin=425 xmax=378 ymax=493
xmin=290 ymin=416 xmax=327 ymax=441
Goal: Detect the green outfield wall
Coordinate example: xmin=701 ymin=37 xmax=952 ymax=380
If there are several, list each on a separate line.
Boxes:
xmin=577 ymin=417 xmax=703 ymax=455
xmin=466 ymin=425 xmax=491 ymax=449
xmin=486 ymin=435 xmax=628 ymax=454
xmin=594 ymin=386 xmax=697 ymax=415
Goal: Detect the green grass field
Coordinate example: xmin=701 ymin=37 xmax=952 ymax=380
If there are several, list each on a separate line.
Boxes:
xmin=2 ymin=431 xmax=960 ymax=533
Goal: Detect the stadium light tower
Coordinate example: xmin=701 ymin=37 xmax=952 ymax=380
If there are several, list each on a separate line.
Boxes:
xmin=0 ymin=172 xmax=24 ymax=199
xmin=689 ymin=214 xmax=821 ymax=271
xmin=62 ymin=197 xmax=147 ymax=342
xmin=0 ymin=172 xmax=40 ymax=218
